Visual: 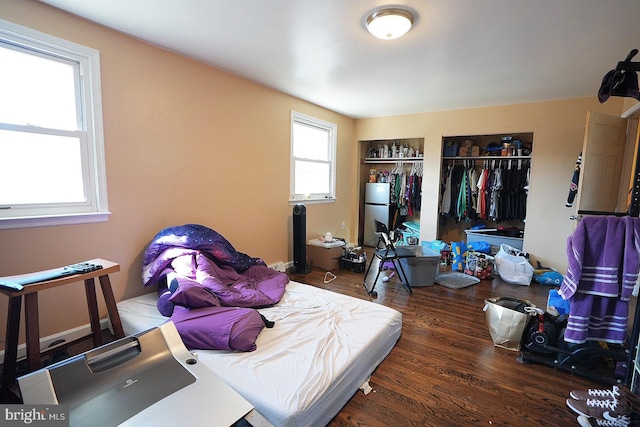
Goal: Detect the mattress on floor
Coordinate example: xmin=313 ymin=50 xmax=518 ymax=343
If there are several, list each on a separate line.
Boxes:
xmin=114 ymin=281 xmax=402 ymax=427
xmin=112 ymin=292 xmax=167 ymax=336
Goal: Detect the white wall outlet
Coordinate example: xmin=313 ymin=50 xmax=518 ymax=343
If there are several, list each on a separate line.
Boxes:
xmin=341 ymin=221 xmax=346 ymax=229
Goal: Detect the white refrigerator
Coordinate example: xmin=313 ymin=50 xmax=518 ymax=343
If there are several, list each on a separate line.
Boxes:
xmin=363 ymin=182 xmax=390 ymax=247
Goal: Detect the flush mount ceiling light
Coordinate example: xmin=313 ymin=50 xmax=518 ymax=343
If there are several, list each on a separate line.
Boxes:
xmin=366 ymin=8 xmax=415 ymax=40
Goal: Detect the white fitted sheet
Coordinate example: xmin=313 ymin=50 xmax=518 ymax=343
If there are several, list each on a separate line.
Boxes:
xmin=115 ymin=281 xmax=402 ymax=427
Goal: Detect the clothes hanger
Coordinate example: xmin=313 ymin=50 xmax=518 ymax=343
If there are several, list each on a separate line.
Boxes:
xmin=616 ymin=49 xmax=640 ymax=72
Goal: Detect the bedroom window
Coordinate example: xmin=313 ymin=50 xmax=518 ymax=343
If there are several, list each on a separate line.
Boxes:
xmin=290 ymin=111 xmax=337 ymax=203
xmin=0 ymin=19 xmax=108 ymax=229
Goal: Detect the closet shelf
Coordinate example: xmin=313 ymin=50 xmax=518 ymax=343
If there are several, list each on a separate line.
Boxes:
xmin=443 ymin=156 xmax=531 ymax=160
xmin=364 ymin=157 xmax=423 ymax=164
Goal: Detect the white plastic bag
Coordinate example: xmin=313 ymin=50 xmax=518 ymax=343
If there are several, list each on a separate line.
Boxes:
xmin=494 ymin=244 xmax=534 ymax=286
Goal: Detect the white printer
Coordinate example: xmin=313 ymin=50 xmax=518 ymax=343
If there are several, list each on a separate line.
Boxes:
xmin=18 ymin=322 xmax=253 ymax=427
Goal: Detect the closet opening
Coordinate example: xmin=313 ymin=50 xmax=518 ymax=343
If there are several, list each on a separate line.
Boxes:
xmin=358 ymin=138 xmax=424 ymax=247
xmin=438 ymin=133 xmax=533 ymax=253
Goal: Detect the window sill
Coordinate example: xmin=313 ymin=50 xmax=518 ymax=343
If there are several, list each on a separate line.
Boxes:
xmin=0 ymin=212 xmax=111 ymax=230
xmin=289 ymin=198 xmax=336 ymax=205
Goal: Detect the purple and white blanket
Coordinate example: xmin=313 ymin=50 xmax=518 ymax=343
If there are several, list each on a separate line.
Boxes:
xmin=143 ymin=223 xmax=268 ymax=287
xmin=141 ymin=224 xmax=289 ymax=351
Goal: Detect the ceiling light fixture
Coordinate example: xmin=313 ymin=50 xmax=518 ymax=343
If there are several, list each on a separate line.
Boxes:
xmin=366 ymin=8 xmax=414 ymax=40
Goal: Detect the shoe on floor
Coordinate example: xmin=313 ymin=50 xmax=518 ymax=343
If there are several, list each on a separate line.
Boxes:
xmin=572 ymin=385 xmax=623 ymax=401
xmin=571 ymin=385 xmax=640 ymax=412
xmin=577 ymin=411 xmax=640 ymax=427
xmin=567 ymin=397 xmax=631 ymax=419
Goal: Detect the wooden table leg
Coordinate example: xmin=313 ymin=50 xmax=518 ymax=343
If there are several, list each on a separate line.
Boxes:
xmin=99 ymin=274 xmax=125 ymax=339
xmin=84 ymin=277 xmax=103 ymax=347
xmin=24 ymin=292 xmax=41 ymax=372
xmin=2 ymin=295 xmax=22 ymax=400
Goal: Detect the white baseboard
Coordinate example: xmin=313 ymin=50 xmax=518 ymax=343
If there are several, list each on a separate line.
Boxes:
xmin=267 ymin=261 xmax=286 ymax=272
xmin=0 ymin=318 xmax=111 ymax=362
xmin=267 ymin=261 xmax=294 ymax=272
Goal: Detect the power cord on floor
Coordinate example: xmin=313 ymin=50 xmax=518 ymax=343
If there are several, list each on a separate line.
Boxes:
xmin=324 ymin=271 xmax=337 ymax=283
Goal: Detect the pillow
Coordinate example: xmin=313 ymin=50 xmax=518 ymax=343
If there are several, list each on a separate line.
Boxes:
xmin=168 ymin=276 xmax=220 ymax=309
xmin=156 ymin=279 xmax=175 ymax=317
xmin=170 ymin=305 xmax=266 ymax=351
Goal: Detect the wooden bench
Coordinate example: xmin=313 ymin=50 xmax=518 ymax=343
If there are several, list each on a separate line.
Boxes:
xmin=0 ymin=259 xmax=125 ymax=400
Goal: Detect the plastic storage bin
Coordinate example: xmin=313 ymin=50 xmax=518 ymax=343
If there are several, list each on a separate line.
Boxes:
xmin=399 ymin=246 xmax=440 ymax=287
xmin=465 ymin=230 xmax=523 ymax=253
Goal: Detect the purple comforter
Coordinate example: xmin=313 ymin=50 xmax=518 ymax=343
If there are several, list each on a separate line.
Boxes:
xmin=143 ymin=223 xmax=267 ymax=287
xmin=141 ymin=224 xmax=289 ymax=351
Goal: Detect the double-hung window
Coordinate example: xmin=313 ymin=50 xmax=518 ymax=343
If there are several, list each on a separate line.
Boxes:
xmin=0 ymin=19 xmax=108 ymax=229
xmin=290 ymin=111 xmax=337 ymax=203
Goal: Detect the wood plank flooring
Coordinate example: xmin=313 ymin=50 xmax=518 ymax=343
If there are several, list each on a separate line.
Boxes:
xmin=288 ymin=253 xmax=618 ymax=427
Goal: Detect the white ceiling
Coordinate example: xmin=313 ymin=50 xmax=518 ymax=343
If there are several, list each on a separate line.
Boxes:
xmin=39 ymin=0 xmax=640 ymax=118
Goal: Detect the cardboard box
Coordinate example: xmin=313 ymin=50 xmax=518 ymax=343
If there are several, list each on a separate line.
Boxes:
xmin=306 ymin=244 xmax=343 ymax=271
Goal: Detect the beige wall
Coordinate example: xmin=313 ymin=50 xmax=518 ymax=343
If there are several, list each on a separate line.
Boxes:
xmin=0 ymin=0 xmax=357 ymax=344
xmin=356 ymin=97 xmax=625 ymax=271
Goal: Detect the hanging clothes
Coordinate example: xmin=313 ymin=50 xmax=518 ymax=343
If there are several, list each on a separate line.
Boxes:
xmin=405 ymin=174 xmax=413 ymax=216
xmin=405 ymin=163 xmax=422 ymax=216
xmin=411 ymin=168 xmax=422 ymax=212
xmin=456 ymin=168 xmax=468 ymax=220
xmin=500 ymin=161 xmax=528 ymax=221
xmin=466 ymin=164 xmax=478 ymax=221
xmin=388 ymin=161 xmax=422 ymax=229
xmin=389 ymin=173 xmax=397 ymax=205
xmin=476 ymin=165 xmax=488 ymax=219
xmin=440 ymin=164 xmax=453 ymax=215
xmin=566 ymin=152 xmax=582 ymax=207
xmin=469 ymin=166 xmax=479 ymax=214
xmin=448 ymin=164 xmax=466 ymax=220
xmin=489 ymin=166 xmax=502 ymax=222
xmin=441 ymin=159 xmax=529 ymax=223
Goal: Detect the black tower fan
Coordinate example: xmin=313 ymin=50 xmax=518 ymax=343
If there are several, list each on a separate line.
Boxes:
xmin=289 ymin=204 xmax=311 ymax=274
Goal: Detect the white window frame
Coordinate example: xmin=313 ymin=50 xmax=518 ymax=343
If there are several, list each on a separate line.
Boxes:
xmin=290 ymin=111 xmax=337 ymax=204
xmin=0 ymin=19 xmax=109 ymax=229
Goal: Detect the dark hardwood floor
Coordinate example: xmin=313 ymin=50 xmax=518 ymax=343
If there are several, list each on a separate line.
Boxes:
xmin=288 ymin=251 xmax=619 ymax=427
